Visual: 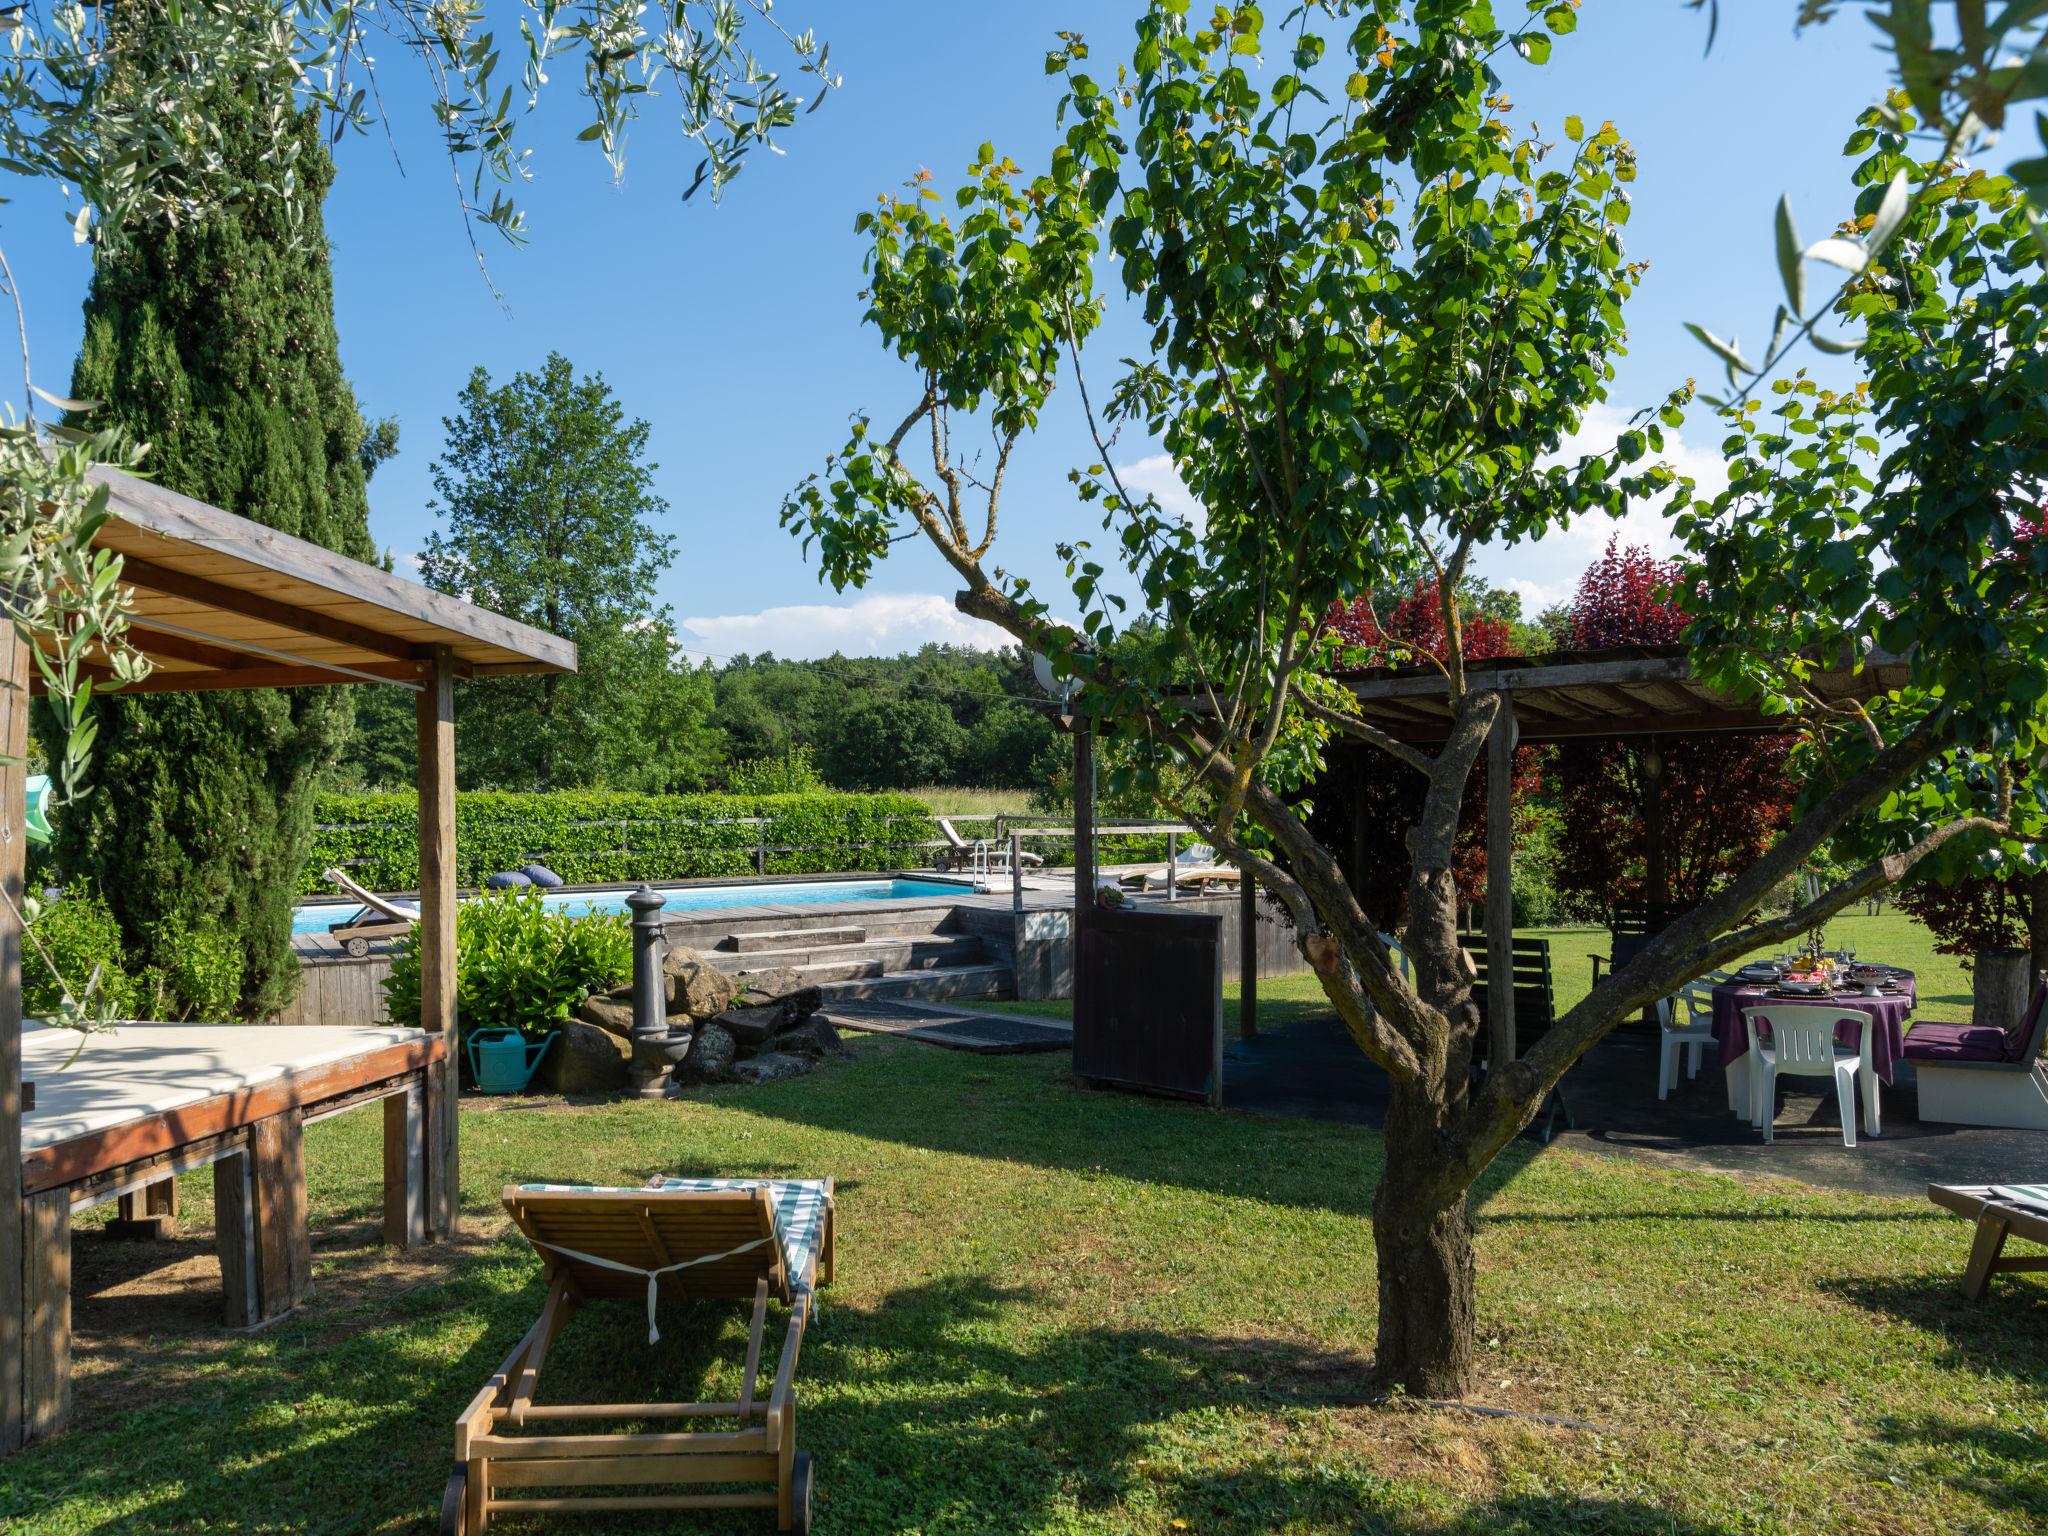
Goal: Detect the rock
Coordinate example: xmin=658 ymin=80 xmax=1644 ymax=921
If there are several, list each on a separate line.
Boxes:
xmin=541 ymin=1018 xmax=629 ymax=1094
xmin=732 ymin=967 xmax=812 ymax=1008
xmin=578 ymin=994 xmax=636 ymax=1040
xmin=728 ymin=1051 xmax=815 ymax=1086
xmin=664 ymin=946 xmax=736 ymax=1021
xmin=714 ymin=1004 xmax=794 ymax=1051
xmin=676 ymin=1022 xmax=738 ymax=1084
xmin=767 ymin=1016 xmax=849 ymax=1059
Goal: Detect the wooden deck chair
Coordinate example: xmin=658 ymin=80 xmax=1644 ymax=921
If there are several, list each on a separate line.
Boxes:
xmin=1928 ymin=1183 xmax=2048 ymax=1299
xmin=445 ymin=1177 xmax=836 ymax=1535
xmin=324 ymin=866 xmax=419 ymax=956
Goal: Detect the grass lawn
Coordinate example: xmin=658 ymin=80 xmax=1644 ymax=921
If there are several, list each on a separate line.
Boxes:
xmin=986 ymin=907 xmax=1977 ymax=1030
xmin=5 ymin=1018 xmax=2043 ymax=1535
xmin=907 ymin=786 xmax=1039 ymax=819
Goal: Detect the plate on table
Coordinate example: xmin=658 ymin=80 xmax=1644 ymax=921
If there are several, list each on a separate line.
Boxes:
xmin=1772 ymin=980 xmax=1831 ymax=996
xmin=1737 ymin=965 xmax=1779 ymax=982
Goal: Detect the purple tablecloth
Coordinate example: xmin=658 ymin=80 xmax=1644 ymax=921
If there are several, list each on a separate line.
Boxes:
xmin=1710 ymin=971 xmax=1917 ymax=1086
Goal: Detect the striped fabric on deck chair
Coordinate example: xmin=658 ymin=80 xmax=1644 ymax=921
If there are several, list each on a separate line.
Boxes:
xmin=443 ymin=1177 xmax=835 ymax=1536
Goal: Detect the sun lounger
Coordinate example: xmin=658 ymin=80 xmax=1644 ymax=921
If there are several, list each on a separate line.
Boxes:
xmin=933 ymin=816 xmax=1042 ymax=873
xmin=1122 ymin=843 xmax=1243 ymax=892
xmin=324 ymin=866 xmax=420 ymax=957
xmin=1927 ymin=1183 xmax=2048 ymax=1299
xmin=444 ymin=1177 xmax=835 ymax=1535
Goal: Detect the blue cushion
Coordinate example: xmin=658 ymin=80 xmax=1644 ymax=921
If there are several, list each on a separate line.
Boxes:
xmin=522 ymin=863 xmax=565 ymax=888
xmin=484 ymin=870 xmax=532 ymax=889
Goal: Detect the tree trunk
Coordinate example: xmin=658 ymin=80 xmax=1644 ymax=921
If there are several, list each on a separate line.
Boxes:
xmin=2031 ymin=867 xmax=2048 ymax=992
xmin=1973 ymin=949 xmax=2032 ymax=1033
xmin=1372 ymin=1081 xmax=1476 ymax=1396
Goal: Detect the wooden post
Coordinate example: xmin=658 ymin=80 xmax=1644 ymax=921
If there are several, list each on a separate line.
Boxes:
xmin=215 ymin=1148 xmax=258 ymax=1328
xmin=1073 ymin=718 xmax=1095 ymax=931
xmin=417 ymin=648 xmax=459 ymax=1240
xmin=1643 ymin=738 xmax=1667 ymax=928
xmin=110 ymin=1176 xmax=178 ymax=1239
xmin=1485 ymin=693 xmax=1518 ymax=1072
xmin=21 ymin=1188 xmax=68 ymax=1442
xmin=1165 ymin=830 xmax=1178 ymax=902
xmin=382 ymin=1082 xmax=427 ymax=1250
xmin=1239 ymin=873 xmax=1258 ymax=1040
xmin=0 ymin=627 xmax=29 ymax=1453
xmin=251 ymin=1111 xmax=311 ymax=1321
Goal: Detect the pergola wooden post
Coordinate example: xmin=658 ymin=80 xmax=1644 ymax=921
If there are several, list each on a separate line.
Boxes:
xmin=1484 ymin=695 xmax=1518 ymax=1070
xmin=1 ymin=631 xmax=29 ymax=1455
xmin=0 ymin=471 xmax=572 ymax=1448
xmin=416 ymin=648 xmax=459 ymax=1239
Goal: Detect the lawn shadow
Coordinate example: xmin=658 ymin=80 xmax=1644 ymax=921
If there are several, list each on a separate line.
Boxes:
xmin=1819 ymin=1269 xmax=2048 ymax=1523
xmin=719 ymin=1035 xmax=1553 ymax=1222
xmin=524 ymin=1271 xmax=1753 ymax=1536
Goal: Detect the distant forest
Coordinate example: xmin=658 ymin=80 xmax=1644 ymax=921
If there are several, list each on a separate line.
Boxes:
xmin=337 ymin=643 xmax=1067 ymax=795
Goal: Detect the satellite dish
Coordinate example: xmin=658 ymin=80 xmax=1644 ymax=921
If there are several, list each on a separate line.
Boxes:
xmin=1031 ymin=651 xmax=1060 ymax=697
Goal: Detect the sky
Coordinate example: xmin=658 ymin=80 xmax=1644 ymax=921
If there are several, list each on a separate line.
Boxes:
xmin=4 ymin=1 xmax=1886 ymax=661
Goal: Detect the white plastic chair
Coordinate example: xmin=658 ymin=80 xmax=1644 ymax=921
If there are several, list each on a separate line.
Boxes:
xmin=1655 ymin=990 xmax=1716 ymax=1100
xmin=1742 ymin=1006 xmax=1871 ymax=1147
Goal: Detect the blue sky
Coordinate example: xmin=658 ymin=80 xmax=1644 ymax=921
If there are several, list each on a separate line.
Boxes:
xmin=6 ymin=2 xmax=1882 ymax=659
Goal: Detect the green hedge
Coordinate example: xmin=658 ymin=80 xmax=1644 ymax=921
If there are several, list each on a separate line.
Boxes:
xmin=306 ymin=791 xmax=939 ymax=893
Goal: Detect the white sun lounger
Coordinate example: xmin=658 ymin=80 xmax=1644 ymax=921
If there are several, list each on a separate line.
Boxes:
xmin=324 ymin=866 xmax=420 ymax=956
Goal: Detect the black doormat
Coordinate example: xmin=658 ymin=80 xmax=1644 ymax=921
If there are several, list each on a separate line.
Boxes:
xmin=822 ymin=1000 xmax=1071 ymax=1055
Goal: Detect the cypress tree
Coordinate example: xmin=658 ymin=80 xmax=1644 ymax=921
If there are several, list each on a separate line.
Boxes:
xmin=48 ymin=56 xmax=377 ymax=1016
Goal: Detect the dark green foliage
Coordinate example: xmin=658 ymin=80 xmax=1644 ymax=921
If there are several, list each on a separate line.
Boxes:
xmin=383 ymin=889 xmax=630 ymax=1047
xmin=419 ymin=354 xmax=724 ymax=793
xmin=22 ymin=890 xmax=139 ymax=1020
xmin=21 ymin=891 xmax=240 ymax=1022
xmin=48 ymin=83 xmax=376 ymax=1018
xmin=308 ymin=790 xmax=939 ymax=891
xmin=712 ymin=645 xmax=1059 ymax=791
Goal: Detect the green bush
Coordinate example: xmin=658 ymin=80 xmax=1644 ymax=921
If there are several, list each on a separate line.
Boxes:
xmin=152 ymin=916 xmax=243 ymax=1021
xmin=23 ymin=895 xmax=253 ymax=1022
xmin=383 ymin=888 xmax=632 ymax=1045
xmin=308 ymin=790 xmax=939 ymax=893
xmin=724 ymin=746 xmax=825 ymax=796
xmin=23 ymin=890 xmax=141 ymax=1020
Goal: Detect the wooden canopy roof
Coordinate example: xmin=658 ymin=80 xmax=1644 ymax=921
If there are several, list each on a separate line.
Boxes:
xmin=1338 ymin=645 xmax=1909 ymax=744
xmin=35 ymin=469 xmax=577 ymax=695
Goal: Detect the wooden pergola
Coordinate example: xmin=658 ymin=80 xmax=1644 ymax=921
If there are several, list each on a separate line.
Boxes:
xmin=1331 ymin=645 xmax=1907 ymax=1053
xmin=0 ymin=469 xmax=574 ymax=1450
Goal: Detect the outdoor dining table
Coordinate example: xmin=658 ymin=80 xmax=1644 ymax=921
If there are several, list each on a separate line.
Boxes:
xmin=1709 ymin=969 xmax=1917 ymax=1128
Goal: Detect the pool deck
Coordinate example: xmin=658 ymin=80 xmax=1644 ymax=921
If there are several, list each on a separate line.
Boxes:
xmin=290 ymin=870 xmax=1110 ymax=963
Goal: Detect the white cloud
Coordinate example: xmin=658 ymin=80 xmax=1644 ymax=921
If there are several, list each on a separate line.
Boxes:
xmin=1473 ymin=403 xmax=1729 ymax=609
xmin=1116 ymin=453 xmax=1205 ymax=533
xmin=679 ymin=592 xmax=1015 ymax=661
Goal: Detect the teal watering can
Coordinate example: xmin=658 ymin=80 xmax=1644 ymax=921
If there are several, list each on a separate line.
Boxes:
xmin=465 ymin=1028 xmax=553 ymax=1093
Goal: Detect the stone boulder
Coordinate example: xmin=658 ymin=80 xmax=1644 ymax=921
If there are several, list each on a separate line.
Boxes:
xmin=732 ymin=967 xmax=812 ymax=1007
xmin=578 ymin=994 xmax=636 ymax=1040
xmin=713 ymin=1004 xmax=797 ymax=1051
xmin=767 ymin=1016 xmax=849 ymax=1060
xmin=676 ymin=1022 xmax=738 ymax=1084
xmin=541 ymin=1018 xmax=629 ymax=1094
xmin=728 ymin=1051 xmax=815 ymax=1086
xmin=664 ymin=947 xmax=736 ymax=1021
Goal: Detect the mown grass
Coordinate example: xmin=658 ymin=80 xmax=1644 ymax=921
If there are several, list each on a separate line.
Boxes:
xmin=987 ymin=909 xmax=1975 ymax=1029
xmin=4 ymin=1023 xmax=2042 ymax=1535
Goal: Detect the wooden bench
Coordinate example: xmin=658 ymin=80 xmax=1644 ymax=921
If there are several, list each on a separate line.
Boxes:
xmin=1928 ymin=1184 xmax=2048 ymax=1299
xmin=1461 ymin=933 xmax=1572 ymax=1142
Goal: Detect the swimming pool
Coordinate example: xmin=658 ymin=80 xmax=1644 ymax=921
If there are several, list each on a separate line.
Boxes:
xmin=292 ymin=877 xmax=973 ymax=937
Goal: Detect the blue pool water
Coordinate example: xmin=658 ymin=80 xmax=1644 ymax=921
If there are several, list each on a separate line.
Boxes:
xmin=293 ymin=877 xmax=973 ymax=937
